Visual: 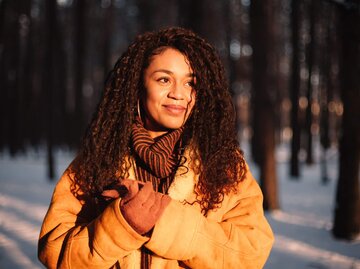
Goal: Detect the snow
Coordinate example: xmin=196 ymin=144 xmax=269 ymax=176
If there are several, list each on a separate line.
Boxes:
xmin=0 ymin=145 xmax=359 ymax=269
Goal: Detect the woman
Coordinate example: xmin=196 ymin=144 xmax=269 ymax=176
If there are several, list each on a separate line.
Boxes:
xmin=38 ymin=27 xmax=274 ymax=269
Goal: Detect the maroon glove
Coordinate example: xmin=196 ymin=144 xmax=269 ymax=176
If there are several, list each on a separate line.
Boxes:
xmin=102 ymin=180 xmax=171 ymax=235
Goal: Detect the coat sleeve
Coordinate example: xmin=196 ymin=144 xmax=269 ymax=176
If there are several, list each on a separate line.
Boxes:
xmin=145 ymin=169 xmax=274 ymax=269
xmin=38 ymin=171 xmax=149 ymax=269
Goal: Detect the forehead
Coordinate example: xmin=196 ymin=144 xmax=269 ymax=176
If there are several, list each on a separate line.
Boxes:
xmin=146 ymin=48 xmax=193 ymax=73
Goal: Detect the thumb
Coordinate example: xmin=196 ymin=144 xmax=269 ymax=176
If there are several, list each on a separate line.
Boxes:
xmin=101 ymin=189 xmax=121 ymax=199
xmin=121 ymin=179 xmax=140 ymax=203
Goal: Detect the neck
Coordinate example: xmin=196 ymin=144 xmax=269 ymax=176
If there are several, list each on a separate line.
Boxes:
xmin=147 ymin=129 xmax=168 ymax=138
xmin=143 ymin=117 xmax=169 ymax=138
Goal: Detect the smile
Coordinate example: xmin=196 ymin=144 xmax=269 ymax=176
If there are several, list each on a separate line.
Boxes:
xmin=163 ymin=104 xmax=186 ymax=115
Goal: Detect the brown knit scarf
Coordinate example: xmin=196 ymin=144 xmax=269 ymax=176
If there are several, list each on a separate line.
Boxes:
xmin=131 ymin=116 xmax=184 ymax=268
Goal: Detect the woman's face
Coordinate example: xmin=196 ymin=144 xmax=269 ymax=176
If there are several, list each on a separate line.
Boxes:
xmin=142 ymin=48 xmax=196 ymax=138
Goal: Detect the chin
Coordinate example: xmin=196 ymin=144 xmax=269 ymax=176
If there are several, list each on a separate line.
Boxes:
xmin=163 ymin=121 xmax=184 ymax=130
xmin=165 ymin=124 xmax=183 ymax=130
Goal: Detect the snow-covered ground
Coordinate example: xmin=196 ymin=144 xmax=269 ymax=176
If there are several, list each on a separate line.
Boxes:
xmin=0 ymin=144 xmax=359 ymax=269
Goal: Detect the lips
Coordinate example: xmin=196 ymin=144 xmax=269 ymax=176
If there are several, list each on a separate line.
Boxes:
xmin=163 ymin=104 xmax=186 ymax=115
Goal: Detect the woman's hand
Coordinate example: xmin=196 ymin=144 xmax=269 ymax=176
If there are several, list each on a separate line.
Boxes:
xmin=102 ymin=180 xmax=171 ymax=235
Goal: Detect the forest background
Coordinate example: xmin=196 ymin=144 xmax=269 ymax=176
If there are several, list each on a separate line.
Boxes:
xmin=0 ymin=0 xmax=359 ymax=243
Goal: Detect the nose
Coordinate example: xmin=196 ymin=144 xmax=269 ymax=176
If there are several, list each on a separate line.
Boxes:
xmin=168 ymin=83 xmax=185 ymax=100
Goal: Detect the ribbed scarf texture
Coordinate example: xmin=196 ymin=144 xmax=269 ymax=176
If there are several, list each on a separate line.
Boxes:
xmin=131 ymin=116 xmax=184 ymax=268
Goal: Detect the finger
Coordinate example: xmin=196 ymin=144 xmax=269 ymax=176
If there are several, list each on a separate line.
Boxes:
xmin=138 ymin=181 xmax=145 ymax=190
xmin=101 ymin=189 xmax=121 ymax=199
xmin=121 ymin=179 xmax=138 ymax=190
xmin=149 ymin=192 xmax=162 ymax=214
xmin=150 ymin=193 xmax=170 ymax=216
xmin=113 ymin=185 xmax=129 ymax=198
xmin=121 ymin=179 xmax=139 ymax=202
xmin=135 ymin=182 xmax=155 ymax=205
xmin=142 ymin=191 xmax=156 ymax=212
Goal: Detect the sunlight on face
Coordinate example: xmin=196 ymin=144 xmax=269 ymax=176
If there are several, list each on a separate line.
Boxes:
xmin=142 ymin=48 xmax=196 ymax=138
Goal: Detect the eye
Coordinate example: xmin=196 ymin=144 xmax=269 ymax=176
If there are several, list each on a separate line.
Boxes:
xmin=185 ymin=80 xmax=195 ymax=87
xmin=157 ymin=77 xmax=170 ymax=84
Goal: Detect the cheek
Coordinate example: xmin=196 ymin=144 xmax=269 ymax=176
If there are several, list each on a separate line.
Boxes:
xmin=144 ymin=88 xmax=166 ymax=111
xmin=189 ymin=91 xmax=196 ymax=108
xmin=186 ymin=92 xmax=196 ymax=115
xmin=145 ymin=84 xmax=160 ymax=101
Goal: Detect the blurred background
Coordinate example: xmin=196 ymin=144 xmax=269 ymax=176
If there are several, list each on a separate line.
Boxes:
xmin=0 ymin=0 xmax=359 ymax=268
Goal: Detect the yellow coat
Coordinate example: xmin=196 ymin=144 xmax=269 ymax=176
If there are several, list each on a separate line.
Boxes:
xmin=38 ymin=156 xmax=274 ymax=269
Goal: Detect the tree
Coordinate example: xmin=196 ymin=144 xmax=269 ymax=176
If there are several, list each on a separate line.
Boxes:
xmin=43 ymin=0 xmax=60 ymax=179
xmin=289 ymin=0 xmax=301 ymax=177
xmin=137 ymin=0 xmax=178 ymax=32
xmin=71 ymin=0 xmax=87 ymax=146
xmin=250 ymin=0 xmax=279 ymax=210
xmin=319 ymin=1 xmax=337 ymax=184
xmin=305 ymin=0 xmax=317 ymax=165
xmin=102 ymin=0 xmax=114 ymax=81
xmin=0 ymin=0 xmax=32 ymax=154
xmin=177 ymin=0 xmax=203 ymax=34
xmin=332 ymin=3 xmax=360 ymax=240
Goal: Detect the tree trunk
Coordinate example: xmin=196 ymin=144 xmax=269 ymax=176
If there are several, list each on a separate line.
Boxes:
xmin=0 ymin=0 xmax=22 ymax=155
xmin=44 ymin=0 xmax=60 ymax=179
xmin=0 ymin=1 xmax=6 ymax=150
xmin=72 ymin=0 xmax=86 ymax=146
xmin=178 ymin=0 xmax=202 ymax=34
xmin=222 ymin=0 xmax=240 ymax=139
xmin=289 ymin=0 xmax=301 ymax=178
xmin=305 ymin=0 xmax=317 ymax=165
xmin=137 ymin=0 xmax=178 ymax=32
xmin=102 ymin=0 xmax=114 ymax=82
xmin=21 ymin=2 xmax=35 ymax=148
xmin=319 ymin=2 xmax=334 ymax=184
xmin=136 ymin=0 xmax=153 ymax=32
xmin=332 ymin=5 xmax=360 ymax=240
xmin=250 ymin=0 xmax=279 ymax=210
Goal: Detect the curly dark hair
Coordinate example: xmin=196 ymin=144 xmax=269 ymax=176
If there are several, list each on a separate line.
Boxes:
xmin=70 ymin=27 xmax=247 ymax=215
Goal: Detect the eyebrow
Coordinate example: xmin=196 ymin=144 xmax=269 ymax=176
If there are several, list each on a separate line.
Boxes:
xmin=151 ymin=69 xmax=194 ymax=77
